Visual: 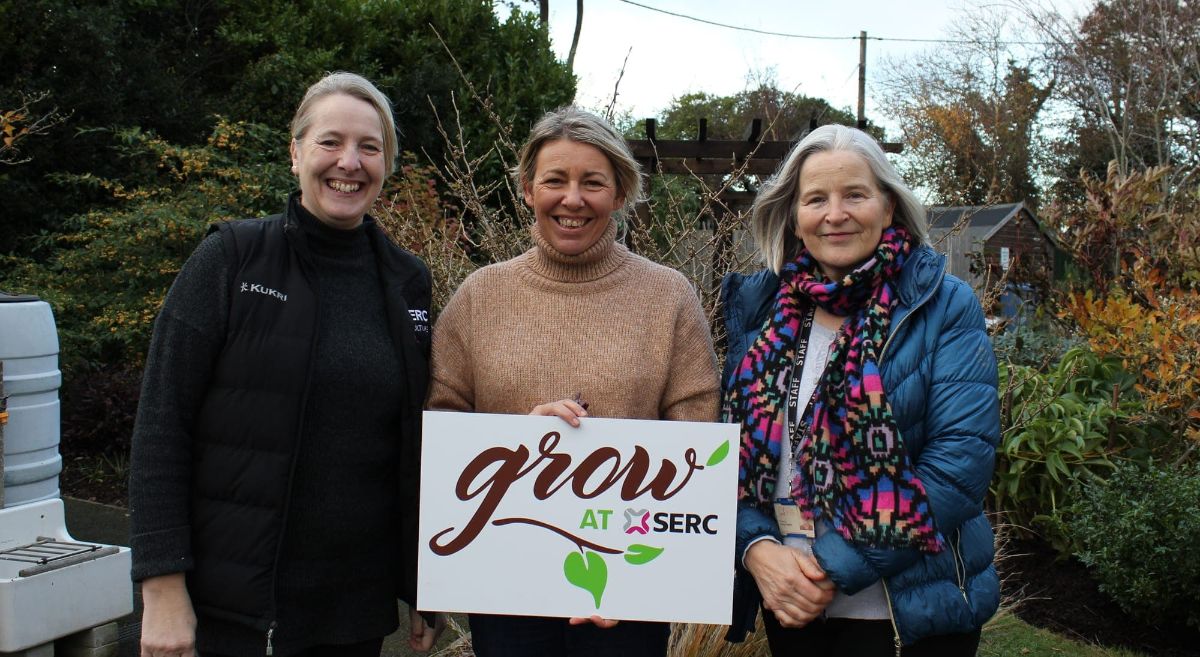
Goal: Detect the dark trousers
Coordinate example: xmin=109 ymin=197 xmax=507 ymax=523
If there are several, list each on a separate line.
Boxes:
xmin=203 ymin=636 xmax=383 ymax=657
xmin=469 ymin=613 xmax=670 ymax=657
xmin=762 ymin=611 xmax=981 ymax=657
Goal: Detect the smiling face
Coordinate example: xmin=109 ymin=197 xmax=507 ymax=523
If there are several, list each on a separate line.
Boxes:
xmin=523 ymin=138 xmax=624 ymax=256
xmin=794 ymin=149 xmax=895 ymax=280
xmin=290 ymin=93 xmax=386 ymax=230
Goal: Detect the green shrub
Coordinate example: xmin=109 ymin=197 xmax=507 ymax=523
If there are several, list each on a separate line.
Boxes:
xmin=0 ymin=118 xmax=293 ymax=371
xmin=992 ymin=346 xmax=1157 ymax=550
xmin=1066 ymin=462 xmax=1200 ymax=630
xmin=0 ymin=118 xmax=292 ymax=461
xmin=991 ymin=312 xmax=1083 ymax=368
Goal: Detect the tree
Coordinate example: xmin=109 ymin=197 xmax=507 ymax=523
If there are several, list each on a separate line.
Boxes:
xmin=1021 ymin=0 xmax=1200 ymax=197
xmin=0 ymin=0 xmax=574 ymax=253
xmin=0 ymin=0 xmax=234 ymax=252
xmin=878 ymin=10 xmax=1053 ymax=207
xmin=649 ymin=80 xmax=858 ymax=142
xmin=627 ymin=78 xmax=859 ymax=231
xmin=0 ymin=119 xmax=293 ymax=370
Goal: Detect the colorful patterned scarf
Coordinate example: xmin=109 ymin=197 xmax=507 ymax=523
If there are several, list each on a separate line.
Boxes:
xmin=724 ymin=226 xmax=942 ymax=552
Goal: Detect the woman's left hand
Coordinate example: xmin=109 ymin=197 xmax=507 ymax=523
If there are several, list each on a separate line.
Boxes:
xmin=408 ymin=607 xmax=445 ymax=652
xmin=568 ymin=615 xmax=619 ymax=629
xmin=530 ymin=397 xmax=589 ymax=427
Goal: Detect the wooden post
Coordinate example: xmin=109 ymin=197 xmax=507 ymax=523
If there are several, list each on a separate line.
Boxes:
xmin=857 ymin=31 xmax=867 ymax=128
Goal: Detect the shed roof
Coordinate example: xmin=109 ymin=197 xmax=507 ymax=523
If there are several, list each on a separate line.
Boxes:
xmin=928 ymin=202 xmax=1024 ymax=231
xmin=926 ymin=201 xmax=1061 ymax=247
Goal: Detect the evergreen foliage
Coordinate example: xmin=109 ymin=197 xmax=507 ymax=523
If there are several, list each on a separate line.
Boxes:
xmin=0 ymin=0 xmax=574 ymax=252
xmin=1067 ymin=462 xmax=1200 ymax=630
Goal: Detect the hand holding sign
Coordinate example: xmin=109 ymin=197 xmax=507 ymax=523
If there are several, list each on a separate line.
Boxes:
xmin=529 ymin=396 xmax=589 ymax=428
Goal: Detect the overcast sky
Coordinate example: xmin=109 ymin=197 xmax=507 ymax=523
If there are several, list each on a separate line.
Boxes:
xmin=540 ymin=0 xmax=1095 ymax=134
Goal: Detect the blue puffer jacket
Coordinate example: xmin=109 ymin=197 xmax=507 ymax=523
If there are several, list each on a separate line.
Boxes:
xmin=721 ymin=245 xmax=1000 ymax=646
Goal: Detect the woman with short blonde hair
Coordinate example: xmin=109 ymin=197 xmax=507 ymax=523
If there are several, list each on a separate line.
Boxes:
xmin=429 ymin=106 xmax=719 ymax=657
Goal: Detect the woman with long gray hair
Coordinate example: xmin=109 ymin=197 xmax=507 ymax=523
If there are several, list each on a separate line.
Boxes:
xmin=721 ymin=124 xmax=999 ymax=655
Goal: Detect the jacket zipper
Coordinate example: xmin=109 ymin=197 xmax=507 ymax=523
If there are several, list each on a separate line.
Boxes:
xmin=874 ymin=260 xmax=947 ymax=656
xmin=952 ymin=531 xmax=969 ymax=603
xmin=263 ymin=218 xmax=322 ymax=653
xmin=881 ymin=579 xmax=903 ymax=657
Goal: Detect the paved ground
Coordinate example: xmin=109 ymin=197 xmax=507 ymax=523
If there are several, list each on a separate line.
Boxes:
xmin=62 ymin=498 xmax=468 ymax=657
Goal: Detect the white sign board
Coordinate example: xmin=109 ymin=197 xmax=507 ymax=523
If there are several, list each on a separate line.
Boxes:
xmin=417 ymin=411 xmax=739 ymax=625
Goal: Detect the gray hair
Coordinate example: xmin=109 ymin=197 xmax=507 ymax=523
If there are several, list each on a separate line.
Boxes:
xmin=290 ymin=71 xmax=398 ymax=176
xmin=513 ymin=106 xmax=643 ymax=221
xmin=751 ymin=124 xmax=928 ymax=274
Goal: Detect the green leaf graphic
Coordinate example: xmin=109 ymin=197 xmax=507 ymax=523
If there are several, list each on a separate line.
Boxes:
xmin=563 ymin=550 xmax=608 ymax=608
xmin=623 ymin=544 xmax=665 ymax=565
xmin=706 ymin=440 xmax=730 ymax=467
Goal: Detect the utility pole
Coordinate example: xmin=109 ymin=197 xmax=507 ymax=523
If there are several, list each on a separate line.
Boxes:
xmin=857 ymin=30 xmax=867 ymax=129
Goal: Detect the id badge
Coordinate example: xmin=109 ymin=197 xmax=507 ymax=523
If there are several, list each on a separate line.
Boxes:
xmin=774 ymin=501 xmax=815 ymax=539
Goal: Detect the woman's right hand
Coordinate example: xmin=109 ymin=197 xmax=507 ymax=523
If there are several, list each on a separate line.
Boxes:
xmin=139 ymin=573 xmax=197 ymax=657
xmin=744 ymin=540 xmax=835 ymax=628
xmin=529 ymin=397 xmax=589 ymax=427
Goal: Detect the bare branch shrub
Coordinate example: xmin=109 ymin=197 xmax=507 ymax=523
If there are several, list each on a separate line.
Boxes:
xmin=1 ymin=91 xmax=68 ymax=165
xmin=376 ymin=48 xmax=764 ymax=359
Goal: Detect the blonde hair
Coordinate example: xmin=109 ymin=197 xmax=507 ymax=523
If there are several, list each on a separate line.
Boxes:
xmin=290 ymin=71 xmax=398 ymax=176
xmin=513 ymin=106 xmax=643 ymax=220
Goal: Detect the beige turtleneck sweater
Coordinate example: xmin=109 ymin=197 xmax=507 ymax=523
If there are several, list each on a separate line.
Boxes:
xmin=428 ymin=220 xmax=719 ymax=422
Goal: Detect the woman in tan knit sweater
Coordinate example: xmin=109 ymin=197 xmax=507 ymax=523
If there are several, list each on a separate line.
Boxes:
xmin=427 ymin=106 xmax=720 ymax=657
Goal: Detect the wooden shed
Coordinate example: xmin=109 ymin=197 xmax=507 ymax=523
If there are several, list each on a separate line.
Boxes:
xmin=927 ymin=202 xmax=1060 ymax=292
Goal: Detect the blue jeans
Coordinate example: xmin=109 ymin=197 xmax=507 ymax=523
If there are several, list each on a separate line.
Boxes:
xmin=468 ymin=614 xmax=670 ymax=657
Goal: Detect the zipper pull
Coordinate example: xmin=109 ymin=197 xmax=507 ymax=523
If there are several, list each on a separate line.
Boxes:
xmin=265 ymin=625 xmax=276 ymax=656
xmin=894 ymin=635 xmax=902 ymax=657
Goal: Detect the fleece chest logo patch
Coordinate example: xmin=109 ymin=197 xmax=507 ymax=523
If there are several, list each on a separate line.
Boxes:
xmin=409 ymin=308 xmax=430 ymax=334
xmin=239 ymin=281 xmax=287 ymax=302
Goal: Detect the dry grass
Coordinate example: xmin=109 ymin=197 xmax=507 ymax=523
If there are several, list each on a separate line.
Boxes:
xmin=668 ymin=622 xmax=770 ymax=657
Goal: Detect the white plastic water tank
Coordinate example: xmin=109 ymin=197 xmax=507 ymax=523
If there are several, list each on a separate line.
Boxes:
xmin=0 ymin=293 xmax=63 ymax=507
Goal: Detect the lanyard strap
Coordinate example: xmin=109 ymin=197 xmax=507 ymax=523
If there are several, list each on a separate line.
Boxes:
xmin=786 ymin=305 xmax=818 ymax=443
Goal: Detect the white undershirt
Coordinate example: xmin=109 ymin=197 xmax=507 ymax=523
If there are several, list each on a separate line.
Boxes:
xmin=778 ymin=320 xmax=890 ymax=620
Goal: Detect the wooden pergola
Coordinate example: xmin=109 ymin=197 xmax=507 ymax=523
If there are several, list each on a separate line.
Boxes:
xmin=628 ymin=118 xmax=902 ymax=176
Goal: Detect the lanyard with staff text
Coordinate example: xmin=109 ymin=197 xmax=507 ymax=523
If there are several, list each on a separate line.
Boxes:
xmin=786 ymin=304 xmax=821 ymax=449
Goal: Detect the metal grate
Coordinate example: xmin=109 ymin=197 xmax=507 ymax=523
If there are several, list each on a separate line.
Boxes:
xmin=0 ymin=537 xmax=119 ymax=576
xmin=0 ymin=537 xmax=102 ymax=565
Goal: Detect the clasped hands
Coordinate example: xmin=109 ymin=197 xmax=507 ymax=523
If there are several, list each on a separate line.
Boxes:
xmin=745 ymin=540 xmax=836 ymax=628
